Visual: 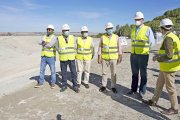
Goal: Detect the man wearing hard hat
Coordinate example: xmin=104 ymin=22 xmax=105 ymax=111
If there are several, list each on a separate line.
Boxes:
xmin=35 ymin=24 xmax=57 ymax=89
xmin=98 ymin=22 xmax=122 ymax=93
xmin=57 ymin=24 xmax=79 ymax=93
xmin=127 ymin=12 xmax=155 ymax=98
xmin=76 ymin=26 xmax=94 ymax=89
xmin=144 ymin=18 xmax=179 ymax=115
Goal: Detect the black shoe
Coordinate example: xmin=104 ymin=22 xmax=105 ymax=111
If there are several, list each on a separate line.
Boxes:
xmin=84 ymin=84 xmax=89 ymax=89
xmin=112 ymin=88 xmax=117 ymax=94
xmin=142 ymin=99 xmax=156 ymax=106
xmin=77 ymin=84 xmax=81 ymax=88
xmin=60 ymin=86 xmax=67 ymax=92
xmin=99 ymin=87 xmax=106 ymax=92
xmin=127 ymin=90 xmax=136 ymax=95
xmin=73 ymin=87 xmax=80 ymax=93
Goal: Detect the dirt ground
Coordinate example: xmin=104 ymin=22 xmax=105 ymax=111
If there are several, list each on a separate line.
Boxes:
xmin=0 ymin=36 xmax=179 ymax=120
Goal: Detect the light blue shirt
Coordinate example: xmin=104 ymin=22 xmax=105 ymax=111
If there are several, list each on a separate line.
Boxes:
xmin=136 ymin=24 xmax=155 ymax=48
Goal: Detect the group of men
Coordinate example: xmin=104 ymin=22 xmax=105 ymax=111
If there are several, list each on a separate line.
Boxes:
xmin=34 ymin=24 xmax=94 ymax=93
xmin=34 ymin=11 xmax=180 ymax=115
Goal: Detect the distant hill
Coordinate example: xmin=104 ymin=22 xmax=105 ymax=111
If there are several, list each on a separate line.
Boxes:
xmin=0 ymin=32 xmax=98 ymax=36
xmin=115 ymin=8 xmax=180 ymax=37
xmin=145 ymin=8 xmax=180 ymax=32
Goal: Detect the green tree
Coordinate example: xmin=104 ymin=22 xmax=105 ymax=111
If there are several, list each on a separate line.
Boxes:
xmin=115 ymin=8 xmax=180 ymax=35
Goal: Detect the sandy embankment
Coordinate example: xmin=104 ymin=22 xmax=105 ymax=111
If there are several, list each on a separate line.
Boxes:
xmin=0 ymin=36 xmax=42 ymax=96
xmin=0 ymin=36 xmax=101 ymax=97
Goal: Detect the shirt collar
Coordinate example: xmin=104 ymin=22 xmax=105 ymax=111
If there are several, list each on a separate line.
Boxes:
xmin=163 ymin=31 xmax=171 ymax=38
xmin=106 ymin=34 xmax=112 ymax=38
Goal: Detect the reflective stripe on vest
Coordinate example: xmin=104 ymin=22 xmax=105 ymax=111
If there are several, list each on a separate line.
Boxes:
xmin=58 ymin=35 xmax=76 ymax=61
xmin=102 ymin=34 xmax=118 ymax=60
xmin=159 ymin=32 xmax=180 ymax=72
xmin=41 ymin=34 xmax=56 ymax=57
xmin=76 ymin=37 xmax=92 ymax=60
xmin=131 ymin=25 xmax=150 ymax=55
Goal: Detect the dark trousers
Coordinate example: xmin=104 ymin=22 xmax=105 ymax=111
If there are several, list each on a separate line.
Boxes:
xmin=130 ymin=54 xmax=149 ymax=94
xmin=60 ymin=60 xmax=77 ymax=87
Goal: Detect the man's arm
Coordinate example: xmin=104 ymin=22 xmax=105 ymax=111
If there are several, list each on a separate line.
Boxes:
xmin=44 ymin=36 xmax=57 ymax=48
xmin=98 ymin=38 xmax=103 ymax=64
xmin=91 ymin=39 xmax=95 ymax=58
xmin=147 ymin=27 xmax=155 ymax=48
xmin=38 ymin=36 xmax=45 ymax=45
xmin=157 ymin=37 xmax=174 ymax=62
xmin=117 ymin=37 xmax=123 ymax=64
xmin=56 ymin=38 xmax=59 ymax=52
xmin=74 ymin=37 xmax=77 ymax=51
xmin=117 ymin=37 xmax=123 ymax=55
xmin=97 ymin=38 xmax=102 ymax=55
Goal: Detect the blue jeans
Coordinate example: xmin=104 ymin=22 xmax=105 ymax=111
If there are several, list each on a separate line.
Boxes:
xmin=38 ymin=56 xmax=56 ymax=85
xmin=60 ymin=60 xmax=77 ymax=88
xmin=130 ymin=54 xmax=149 ymax=94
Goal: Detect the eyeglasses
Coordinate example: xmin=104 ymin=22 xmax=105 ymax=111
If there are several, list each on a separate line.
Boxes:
xmin=135 ymin=19 xmax=142 ymax=21
xmin=47 ymin=28 xmax=52 ymax=31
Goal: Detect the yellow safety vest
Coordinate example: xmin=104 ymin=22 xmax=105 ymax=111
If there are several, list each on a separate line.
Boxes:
xmin=159 ymin=32 xmax=180 ymax=72
xmin=76 ymin=37 xmax=93 ymax=60
xmin=41 ymin=34 xmax=56 ymax=57
xmin=131 ymin=25 xmax=150 ymax=55
xmin=57 ymin=35 xmax=76 ymax=61
xmin=102 ymin=34 xmax=118 ymax=60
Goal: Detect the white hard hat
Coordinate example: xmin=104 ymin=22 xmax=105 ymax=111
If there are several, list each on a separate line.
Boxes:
xmin=160 ymin=18 xmax=173 ymax=30
xmin=81 ymin=26 xmax=88 ymax=32
xmin=134 ymin=11 xmax=144 ymax=19
xmin=105 ymin=22 xmax=114 ymax=29
xmin=47 ymin=24 xmax=54 ymax=30
xmin=62 ymin=24 xmax=70 ymax=30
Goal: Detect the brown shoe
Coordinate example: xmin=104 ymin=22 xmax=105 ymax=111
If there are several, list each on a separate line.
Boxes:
xmin=34 ymin=83 xmax=43 ymax=88
xmin=142 ymin=100 xmax=156 ymax=106
xmin=161 ymin=108 xmax=178 ymax=115
xmin=50 ymin=84 xmax=55 ymax=89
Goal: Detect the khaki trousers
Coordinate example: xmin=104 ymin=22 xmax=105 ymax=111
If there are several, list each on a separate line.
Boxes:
xmin=152 ymin=71 xmax=179 ymax=110
xmin=77 ymin=60 xmax=91 ymax=85
xmin=102 ymin=59 xmax=117 ymax=88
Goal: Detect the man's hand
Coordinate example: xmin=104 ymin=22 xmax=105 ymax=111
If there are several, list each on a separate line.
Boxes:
xmin=152 ymin=55 xmax=158 ymax=62
xmin=98 ymin=55 xmax=102 ymax=64
xmin=92 ymin=54 xmax=94 ymax=59
xmin=117 ymin=54 xmax=122 ymax=64
xmin=42 ymin=41 xmax=46 ymax=47
xmin=42 ymin=41 xmax=49 ymax=47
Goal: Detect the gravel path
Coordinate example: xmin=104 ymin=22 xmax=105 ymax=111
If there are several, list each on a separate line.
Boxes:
xmin=0 ymin=36 xmax=179 ymax=120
